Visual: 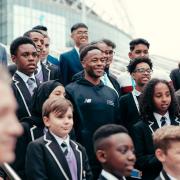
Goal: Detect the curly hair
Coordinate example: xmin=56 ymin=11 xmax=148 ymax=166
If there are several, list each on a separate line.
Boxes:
xmin=140 ymin=78 xmax=180 ymax=121
xmin=127 ymin=57 xmax=153 ymax=74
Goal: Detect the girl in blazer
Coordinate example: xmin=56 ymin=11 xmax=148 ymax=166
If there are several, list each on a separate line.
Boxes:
xmin=132 ymin=78 xmax=180 ymax=180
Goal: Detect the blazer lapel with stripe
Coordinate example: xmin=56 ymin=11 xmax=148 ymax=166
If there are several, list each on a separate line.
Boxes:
xmin=44 ymin=131 xmax=72 ymax=180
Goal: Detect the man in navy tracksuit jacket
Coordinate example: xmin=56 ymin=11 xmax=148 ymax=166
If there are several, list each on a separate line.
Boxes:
xmin=65 ymin=45 xmax=119 ymax=179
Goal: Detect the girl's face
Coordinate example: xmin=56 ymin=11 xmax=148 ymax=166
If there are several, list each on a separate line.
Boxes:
xmin=49 ymin=86 xmax=65 ymax=99
xmin=153 ymin=82 xmax=171 ymax=115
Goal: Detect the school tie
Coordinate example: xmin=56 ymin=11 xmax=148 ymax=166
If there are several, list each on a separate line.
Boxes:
xmin=160 ymin=116 xmax=167 ymax=127
xmin=61 ymin=141 xmax=68 ymax=156
xmin=27 ymin=78 xmax=36 ymax=96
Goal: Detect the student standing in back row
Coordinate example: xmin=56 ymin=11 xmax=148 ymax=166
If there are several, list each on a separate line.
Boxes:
xmin=59 ymin=23 xmax=89 ymax=86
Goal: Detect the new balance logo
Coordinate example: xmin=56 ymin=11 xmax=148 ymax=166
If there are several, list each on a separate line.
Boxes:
xmin=84 ymin=98 xmax=92 ymax=103
xmin=107 ymin=100 xmax=114 ymax=106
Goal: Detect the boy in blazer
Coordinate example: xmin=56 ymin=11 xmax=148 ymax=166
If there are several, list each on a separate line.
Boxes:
xmin=154 ymin=125 xmax=180 ymax=180
xmin=93 ymin=124 xmax=136 ymax=180
xmin=119 ymin=57 xmax=153 ymax=135
xmin=10 ymin=36 xmax=38 ymax=120
xmin=25 ymin=97 xmax=92 ymax=180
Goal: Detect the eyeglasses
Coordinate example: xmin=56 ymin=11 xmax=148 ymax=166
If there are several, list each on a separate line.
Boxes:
xmin=134 ymin=68 xmax=153 ymax=74
xmin=101 ymin=50 xmax=115 ymax=56
xmin=76 ymin=31 xmax=88 ymax=35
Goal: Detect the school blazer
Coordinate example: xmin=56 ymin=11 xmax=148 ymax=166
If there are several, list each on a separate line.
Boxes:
xmin=12 ymin=73 xmax=39 ymax=120
xmin=11 ymin=117 xmax=44 ymax=179
xmin=119 ymin=92 xmax=140 ymax=135
xmin=9 ymin=63 xmax=59 ymax=82
xmin=59 ymin=48 xmax=83 ymax=86
xmin=25 ymin=131 xmax=93 ymax=180
xmin=41 ymin=63 xmax=59 ymax=82
xmin=132 ymin=116 xmax=180 ymax=180
xmin=155 ymin=170 xmax=171 ymax=180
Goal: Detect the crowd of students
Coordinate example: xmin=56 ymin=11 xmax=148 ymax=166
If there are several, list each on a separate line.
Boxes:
xmin=0 ymin=22 xmax=180 ymax=180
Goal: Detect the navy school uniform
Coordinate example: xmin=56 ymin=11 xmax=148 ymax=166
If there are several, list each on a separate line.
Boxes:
xmin=25 ymin=130 xmax=93 ymax=180
xmin=132 ymin=115 xmax=180 ymax=180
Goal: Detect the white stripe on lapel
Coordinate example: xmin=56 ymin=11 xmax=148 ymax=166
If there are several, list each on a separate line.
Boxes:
xmin=13 ymin=77 xmax=31 ymax=116
xmin=30 ymin=125 xmax=37 ymax=141
xmin=45 ymin=65 xmax=51 ymax=81
xmin=44 ymin=134 xmax=70 ymax=180
xmin=175 ymin=117 xmax=180 ymax=125
xmin=71 ymin=140 xmax=83 ymax=180
xmin=160 ymin=171 xmax=166 ymax=180
xmin=148 ymin=121 xmax=155 ymax=134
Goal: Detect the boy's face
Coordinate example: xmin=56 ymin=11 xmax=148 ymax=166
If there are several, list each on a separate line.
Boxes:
xmin=99 ymin=133 xmax=136 ymax=177
xmin=12 ymin=44 xmax=38 ymax=76
xmin=156 ymin=141 xmax=180 ymax=175
xmin=129 ymin=44 xmax=149 ymax=59
xmin=131 ymin=62 xmax=151 ymax=86
xmin=44 ymin=107 xmax=73 ymax=139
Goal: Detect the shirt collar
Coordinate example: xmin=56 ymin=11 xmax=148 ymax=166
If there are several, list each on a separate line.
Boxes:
xmin=16 ymin=70 xmax=35 ymax=83
xmin=50 ymin=131 xmax=70 ymax=150
xmin=132 ymin=88 xmax=141 ymax=96
xmin=74 ymin=46 xmax=80 ymax=56
xmin=167 ymin=173 xmax=178 ymax=180
xmin=153 ymin=112 xmax=171 ymax=127
xmin=101 ymin=169 xmax=126 ymax=180
xmin=36 ymin=61 xmax=42 ymax=74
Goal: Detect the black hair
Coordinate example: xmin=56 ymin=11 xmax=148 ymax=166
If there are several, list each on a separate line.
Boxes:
xmin=23 ymin=29 xmax=44 ymax=38
xmin=80 ymin=45 xmax=101 ymax=61
xmin=10 ymin=36 xmax=36 ymax=56
xmin=101 ymin=39 xmax=116 ymax=49
xmin=93 ymin=124 xmax=128 ymax=151
xmin=129 ymin=38 xmax=150 ymax=51
xmin=127 ymin=57 xmax=153 ymax=74
xmin=32 ymin=25 xmax=48 ymax=31
xmin=71 ymin=23 xmax=88 ymax=33
xmin=140 ymin=78 xmax=180 ymax=121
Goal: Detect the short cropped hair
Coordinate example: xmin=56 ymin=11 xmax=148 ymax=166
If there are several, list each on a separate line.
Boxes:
xmin=127 ymin=57 xmax=153 ymax=74
xmin=153 ymin=125 xmax=180 ymax=153
xmin=32 ymin=25 xmax=48 ymax=32
xmin=10 ymin=36 xmax=36 ymax=56
xmin=93 ymin=124 xmax=128 ymax=152
xmin=80 ymin=45 xmax=100 ymax=62
xmin=71 ymin=23 xmax=88 ymax=33
xmin=42 ymin=97 xmax=73 ymax=118
xmin=129 ymin=38 xmax=150 ymax=51
xmin=101 ymin=39 xmax=116 ymax=49
xmin=23 ymin=29 xmax=44 ymax=38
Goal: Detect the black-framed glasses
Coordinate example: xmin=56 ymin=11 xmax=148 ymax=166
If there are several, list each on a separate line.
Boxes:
xmin=134 ymin=68 xmax=153 ymax=74
xmin=76 ymin=31 xmax=88 ymax=35
xmin=101 ymin=50 xmax=115 ymax=56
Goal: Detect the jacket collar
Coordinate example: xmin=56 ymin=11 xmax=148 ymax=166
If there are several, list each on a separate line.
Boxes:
xmin=44 ymin=131 xmax=83 ymax=180
xmin=147 ymin=115 xmax=180 ymax=133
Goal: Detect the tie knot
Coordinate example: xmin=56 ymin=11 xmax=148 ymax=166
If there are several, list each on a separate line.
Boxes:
xmin=27 ymin=78 xmax=35 ymax=85
xmin=161 ymin=116 xmax=166 ymax=127
xmin=61 ymin=141 xmax=68 ymax=156
xmin=61 ymin=141 xmax=67 ymax=148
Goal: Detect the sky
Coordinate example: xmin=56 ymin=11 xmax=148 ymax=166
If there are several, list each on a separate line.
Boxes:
xmin=86 ymin=0 xmax=180 ymax=60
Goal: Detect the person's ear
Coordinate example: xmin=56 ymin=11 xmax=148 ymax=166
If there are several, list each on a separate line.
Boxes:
xmin=96 ymin=150 xmax=107 ymax=163
xmin=155 ymin=148 xmax=166 ymax=163
xmin=43 ymin=116 xmax=50 ymax=128
xmin=131 ymin=72 xmax=136 ymax=80
xmin=128 ymin=52 xmax=133 ymax=59
xmin=81 ymin=59 xmax=86 ymax=68
xmin=11 ymin=55 xmax=17 ymax=64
